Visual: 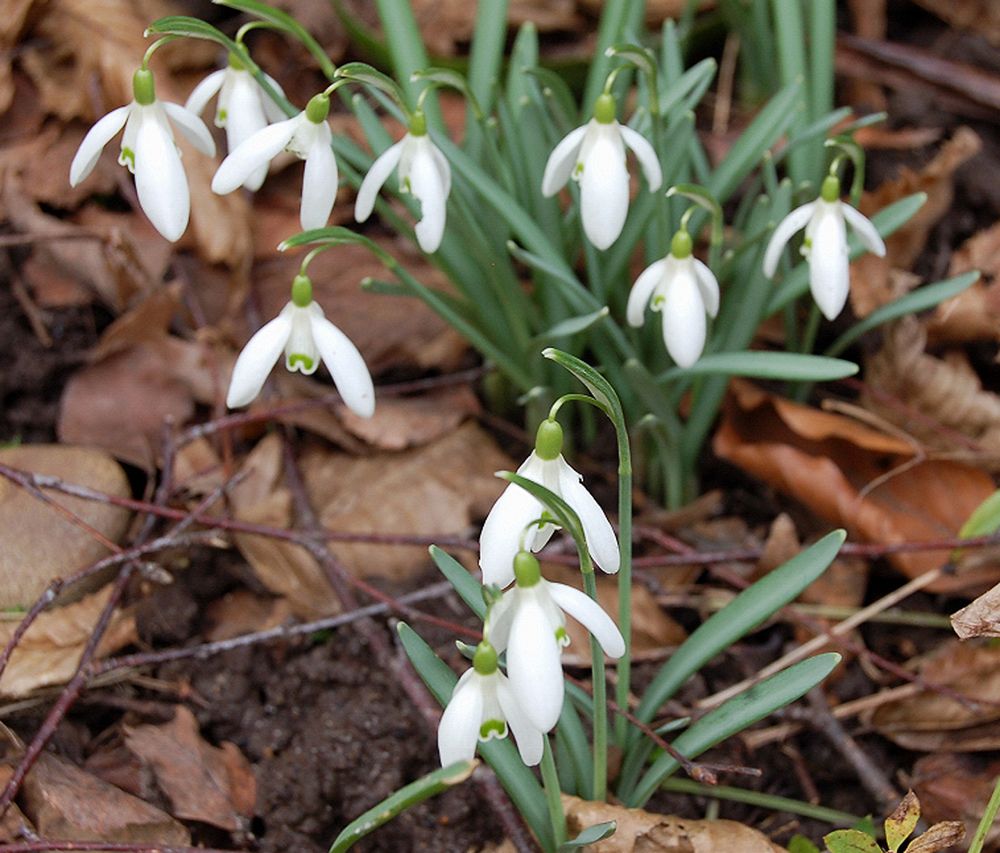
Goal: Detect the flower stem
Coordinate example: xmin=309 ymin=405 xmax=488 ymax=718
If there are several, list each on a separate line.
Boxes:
xmin=540 ymin=737 xmax=567 ymax=848
xmin=582 ymin=562 xmax=608 ymax=801
xmin=614 ymin=448 xmax=633 ymax=748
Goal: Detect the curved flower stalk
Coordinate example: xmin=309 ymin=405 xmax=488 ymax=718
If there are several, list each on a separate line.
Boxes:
xmin=542 ymin=92 xmax=662 ymax=250
xmin=763 ymin=174 xmax=886 ymax=320
xmin=212 ymin=93 xmax=337 ymax=230
xmin=185 ymin=54 xmax=287 ymax=191
xmin=627 ymin=229 xmax=720 ymax=368
xmin=479 ymin=418 xmax=619 ymax=589
xmin=226 ymin=273 xmax=375 ymax=418
xmin=69 ymin=68 xmax=216 ymax=242
xmin=487 ymin=552 xmax=625 ymax=733
xmin=355 ymin=112 xmax=451 ymax=254
xmin=437 ymin=642 xmax=543 ymax=767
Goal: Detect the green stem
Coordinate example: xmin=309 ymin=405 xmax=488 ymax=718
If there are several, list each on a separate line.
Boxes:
xmin=582 ymin=563 xmax=608 ymax=801
xmin=540 ymin=737 xmax=567 ymax=849
xmin=614 ymin=429 xmax=633 ymax=747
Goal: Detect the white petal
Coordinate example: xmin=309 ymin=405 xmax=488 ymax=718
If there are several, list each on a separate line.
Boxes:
xmin=762 ymin=202 xmax=816 ymax=277
xmin=429 ymin=140 xmax=452 ymax=200
xmin=809 ymin=205 xmax=850 ymax=320
xmin=409 ymin=139 xmax=448 ymax=253
xmin=438 ymin=673 xmax=484 ymax=766
xmin=224 ymin=73 xmax=271 ymax=189
xmin=486 ymin=593 xmax=515 ymax=653
xmin=507 ymin=594 xmax=564 ymax=732
xmin=554 ymin=456 xmax=620 ymax=574
xmin=548 ymin=583 xmax=625 ymax=659
xmin=299 ymin=132 xmax=338 ymax=230
xmin=620 ymin=125 xmax=662 ymax=191
xmin=69 ymin=105 xmax=130 ymax=186
xmin=355 ymin=139 xmax=404 ymax=223
xmin=261 ymin=74 xmax=288 ymax=123
xmin=226 ymin=311 xmax=293 ymax=407
xmin=184 ymin=70 xmax=225 ymax=119
xmin=841 ymin=203 xmax=887 ymax=257
xmin=162 ymin=101 xmax=216 ymax=157
xmin=626 ymin=258 xmax=667 ymax=327
xmin=307 ymin=310 xmax=375 ymax=418
xmin=212 ymin=116 xmax=298 ymax=195
xmin=541 ymin=124 xmax=588 ymax=197
xmin=496 ymin=675 xmax=543 ymax=766
xmin=133 ymin=108 xmax=189 ymax=242
xmin=579 ymin=126 xmax=629 ymax=250
xmin=479 ymin=480 xmax=543 ymax=589
xmin=661 ymin=265 xmax=707 ymax=368
xmin=692 ymin=258 xmax=721 ymax=318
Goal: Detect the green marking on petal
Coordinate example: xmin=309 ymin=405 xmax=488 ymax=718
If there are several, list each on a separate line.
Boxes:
xmin=652 ymin=294 xmax=665 ymax=310
xmin=573 ymin=162 xmax=584 ymax=178
xmin=555 ymin=626 xmax=570 ymax=647
xmin=288 ymin=354 xmax=315 ymax=372
xmin=479 ymin=719 xmax=507 ymax=741
xmin=118 ymin=147 xmax=136 ymax=172
xmin=217 ymin=109 xmax=228 ymax=124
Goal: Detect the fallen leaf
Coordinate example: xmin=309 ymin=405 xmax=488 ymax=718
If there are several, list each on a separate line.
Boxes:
xmin=911 ymin=0 xmax=1000 ymax=46
xmin=927 ymin=220 xmax=1000 ymax=345
xmin=0 ymin=444 xmax=131 ymax=608
xmin=0 ymin=765 xmax=34 ymax=843
xmin=124 ymin=705 xmax=256 ymax=831
xmin=0 ymin=0 xmax=36 ymax=113
xmin=913 ymin=752 xmax=1000 ymax=850
xmin=952 ymin=581 xmax=1000 ymax=639
xmin=204 ymin=589 xmax=293 ymax=642
xmin=905 ymin=820 xmax=966 ymax=853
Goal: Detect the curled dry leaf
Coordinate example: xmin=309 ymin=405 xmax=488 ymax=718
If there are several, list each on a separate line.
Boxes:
xmin=952 ymin=581 xmax=1000 ymax=639
xmin=561 ymin=794 xmax=786 ymax=852
xmin=713 ymin=381 xmax=997 ymax=592
xmin=0 ymin=444 xmax=131 ymax=608
xmin=911 ymin=0 xmax=1000 ymax=46
xmin=913 ymin=752 xmax=1000 ymax=851
xmin=0 ymin=766 xmax=34 ymax=843
xmin=0 ymin=0 xmax=35 ymax=113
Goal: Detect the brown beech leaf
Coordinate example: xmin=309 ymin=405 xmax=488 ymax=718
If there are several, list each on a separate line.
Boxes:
xmin=911 ymin=0 xmax=1000 ymax=46
xmin=561 ymin=795 xmax=786 ymax=852
xmin=0 ymin=585 xmax=136 ymax=697
xmin=913 ymin=752 xmax=1000 ymax=850
xmin=124 ymin=705 xmax=256 ymax=831
xmin=20 ymin=752 xmax=189 ymax=844
xmin=0 ymin=766 xmax=34 ymax=843
xmin=927 ymin=220 xmax=1000 ymax=346
xmin=0 ymin=0 xmax=36 ymax=114
xmin=905 ymin=821 xmax=966 ymax=853
xmin=204 ymin=589 xmax=293 ymax=642
xmin=713 ymin=381 xmax=997 ymax=592
xmin=952 ymin=581 xmax=1000 ymax=639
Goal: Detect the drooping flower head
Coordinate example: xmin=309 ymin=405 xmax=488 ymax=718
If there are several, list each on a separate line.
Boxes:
xmin=437 ymin=641 xmax=543 ymax=767
xmin=542 ymin=93 xmax=662 ymax=250
xmin=70 ymin=68 xmax=216 ymax=242
xmin=763 ymin=175 xmax=886 ymax=321
xmin=479 ymin=418 xmax=619 ymax=588
xmin=626 ymin=228 xmax=720 ymax=368
xmin=212 ymin=92 xmax=338 ymax=230
xmin=226 ymin=273 xmax=375 ymax=417
xmin=185 ymin=53 xmax=287 ymax=191
xmin=355 ymin=111 xmax=451 ymax=254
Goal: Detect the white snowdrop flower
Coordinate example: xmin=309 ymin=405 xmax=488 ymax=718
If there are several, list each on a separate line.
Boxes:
xmin=437 ymin=642 xmax=544 ymax=767
xmin=212 ymin=93 xmax=338 ymax=230
xmin=487 ymin=552 xmax=625 ymax=733
xmin=185 ymin=54 xmax=287 ymax=191
xmin=69 ymin=68 xmax=216 ymax=242
xmin=762 ymin=175 xmax=886 ymax=321
xmin=479 ymin=418 xmax=619 ymax=589
xmin=626 ymin=229 xmax=720 ymax=368
xmin=355 ymin=112 xmax=451 ymax=254
xmin=541 ymin=93 xmax=662 ymax=250
xmin=226 ymin=274 xmax=374 ymax=417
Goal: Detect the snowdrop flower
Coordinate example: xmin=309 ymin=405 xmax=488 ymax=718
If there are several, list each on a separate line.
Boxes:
xmin=438 ymin=642 xmax=543 ymax=767
xmin=212 ymin=93 xmax=338 ymax=230
xmin=69 ymin=68 xmax=216 ymax=242
xmin=355 ymin=112 xmax=451 ymax=253
xmin=487 ymin=552 xmax=625 ymax=732
xmin=226 ymin=273 xmax=374 ymax=417
xmin=763 ymin=175 xmax=886 ymax=320
xmin=480 ymin=418 xmax=619 ymax=589
xmin=627 ymin=229 xmax=720 ymax=368
xmin=542 ymin=93 xmax=662 ymax=250
xmin=185 ymin=54 xmax=286 ymax=191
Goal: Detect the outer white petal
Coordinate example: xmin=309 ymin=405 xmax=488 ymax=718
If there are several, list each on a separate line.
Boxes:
xmin=579 ymin=126 xmax=629 ymax=250
xmin=223 ymin=73 xmax=271 ymax=190
xmin=620 ymin=124 xmax=662 ymax=191
xmin=408 ymin=138 xmax=448 ymax=253
xmin=496 ymin=675 xmax=543 ymax=766
xmin=162 ymin=101 xmax=216 ymax=156
xmin=661 ymin=264 xmax=707 ymax=368
xmin=809 ymin=204 xmax=850 ymax=320
xmin=226 ymin=310 xmax=294 ymax=407
xmin=133 ymin=108 xmax=189 ymax=242
xmin=626 ymin=258 xmax=668 ymax=327
xmin=438 ymin=672 xmax=484 ymax=766
xmin=307 ymin=310 xmax=375 ymax=418
xmin=554 ymin=457 xmax=620 ymax=574
xmin=261 ymin=74 xmax=288 ymax=123
xmin=762 ymin=202 xmax=816 ymax=277
xmin=841 ymin=203 xmax=887 ymax=257
xmin=541 ymin=124 xmax=588 ymax=197
xmin=212 ymin=117 xmax=298 ymax=194
xmin=548 ymin=583 xmax=625 ymax=659
xmin=485 ymin=592 xmax=515 ymax=653
xmin=299 ymin=131 xmax=338 ymax=230
xmin=354 ymin=139 xmax=404 ymax=223
xmin=184 ymin=70 xmax=226 ymax=119
xmin=692 ymin=258 xmax=721 ymax=318
xmin=69 ymin=105 xmax=130 ymax=186
xmin=479 ymin=464 xmax=544 ymax=589
xmin=428 ymin=141 xmax=452 ymax=200
xmin=507 ymin=593 xmax=564 ymax=731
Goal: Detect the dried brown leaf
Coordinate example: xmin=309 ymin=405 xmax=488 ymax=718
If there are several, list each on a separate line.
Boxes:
xmin=911 ymin=0 xmax=1000 ymax=46
xmin=0 ymin=765 xmax=34 ymax=843
xmin=913 ymin=752 xmax=1000 ymax=849
xmin=338 ymin=385 xmax=480 ymax=449
xmin=204 ymin=589 xmax=293 ymax=642
xmin=0 ymin=0 xmax=38 ymax=114
xmin=905 ymin=821 xmax=966 ymax=853
xmin=952 ymin=581 xmax=1000 ymax=639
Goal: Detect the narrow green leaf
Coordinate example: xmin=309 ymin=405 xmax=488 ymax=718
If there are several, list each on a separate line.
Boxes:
xmin=534 ymin=308 xmax=611 ymax=343
xmin=328 ymin=760 xmax=477 ymax=852
xmin=506 ymin=22 xmax=539 ymax=113
xmin=412 ymin=67 xmax=483 ymax=117
xmin=960 ymin=490 xmax=1000 ymax=540
xmin=823 ymin=828 xmax=883 ymax=853
xmin=147 ymin=15 xmax=233 ymax=48
xmin=336 ymin=61 xmax=408 ymax=108
xmin=500 ymin=472 xmax=587 ymax=558
xmin=659 ymin=352 xmax=858 ymax=382
xmin=543 ymin=347 xmax=624 ymax=424
xmin=559 ymin=821 xmax=617 ymax=849
xmin=429 ymin=546 xmax=486 ymax=619
xmin=659 ymin=58 xmax=717 ymax=116
xmin=968 ymin=773 xmax=1000 ymax=853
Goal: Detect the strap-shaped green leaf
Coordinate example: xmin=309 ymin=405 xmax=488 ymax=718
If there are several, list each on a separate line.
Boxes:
xmin=429 ymin=546 xmax=486 ymax=619
xmin=657 ymin=351 xmax=859 ymax=382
